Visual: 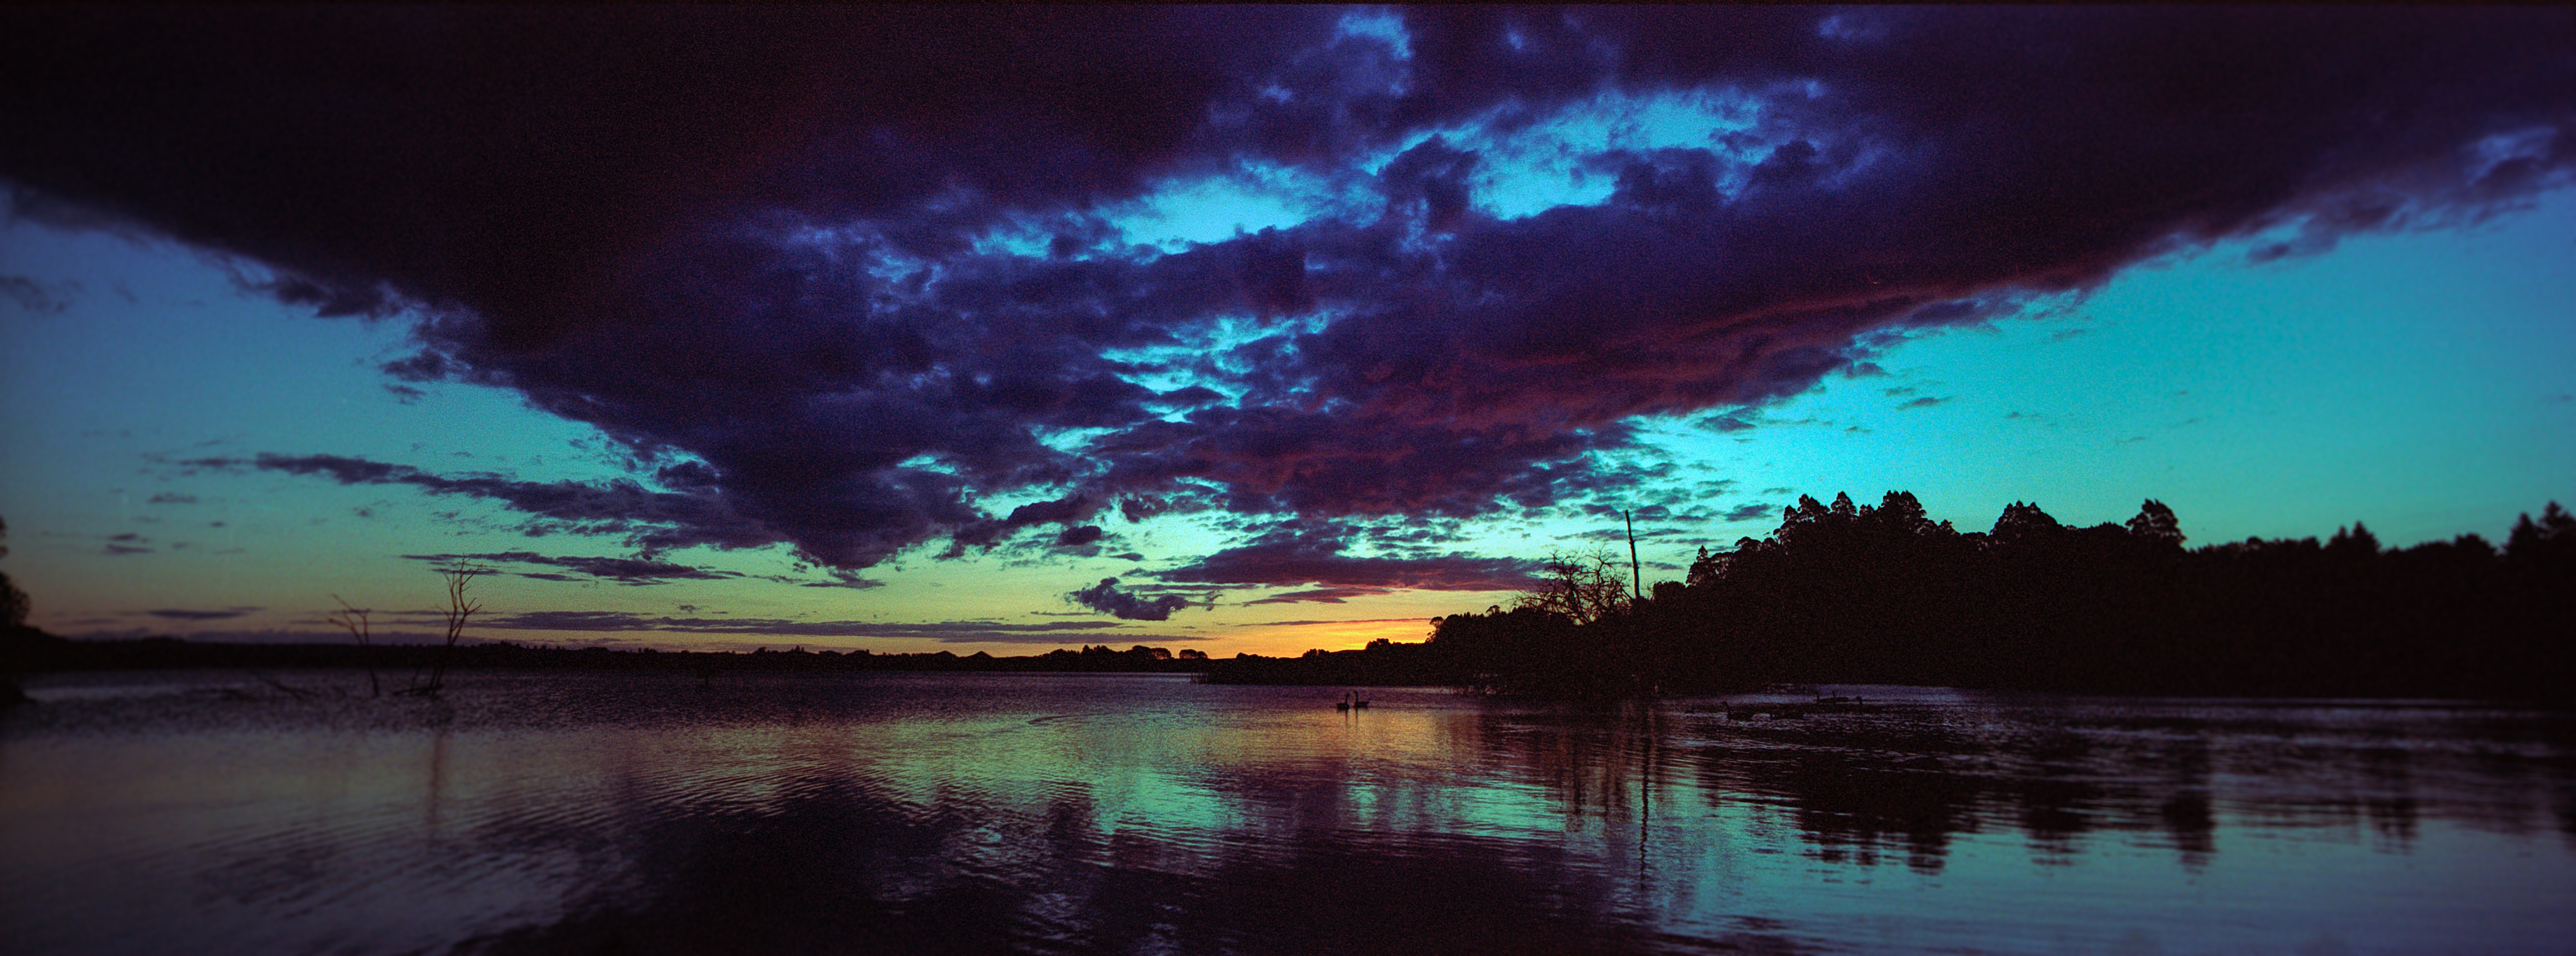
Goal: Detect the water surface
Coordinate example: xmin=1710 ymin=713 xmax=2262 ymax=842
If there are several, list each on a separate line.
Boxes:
xmin=4 ymin=671 xmax=2570 ymax=954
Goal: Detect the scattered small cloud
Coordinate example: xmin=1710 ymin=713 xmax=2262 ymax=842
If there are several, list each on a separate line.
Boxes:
xmin=1722 ymin=502 xmax=1777 ymax=522
xmin=1066 ymin=577 xmax=1201 ymax=621
xmin=1244 ymin=586 xmax=1394 ymax=605
xmin=1699 ymin=413 xmax=1755 ymax=433
xmin=144 ymin=607 xmax=262 ymax=621
xmin=799 ymin=570 xmax=887 ymax=590
xmin=0 ymin=274 xmax=77 ymax=314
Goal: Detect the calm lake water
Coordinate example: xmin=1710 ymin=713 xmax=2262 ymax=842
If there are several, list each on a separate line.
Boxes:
xmin=3 ymin=671 xmax=2571 ymax=955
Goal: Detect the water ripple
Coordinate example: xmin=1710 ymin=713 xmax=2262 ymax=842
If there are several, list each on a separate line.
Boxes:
xmin=5 ymin=673 xmax=2572 ymax=954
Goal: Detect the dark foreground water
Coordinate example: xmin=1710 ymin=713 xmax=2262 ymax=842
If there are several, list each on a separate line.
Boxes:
xmin=3 ymin=671 xmax=2571 ymax=955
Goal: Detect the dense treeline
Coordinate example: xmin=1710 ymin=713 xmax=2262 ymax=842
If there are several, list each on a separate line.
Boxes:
xmin=1212 ymin=494 xmax=2576 ymax=700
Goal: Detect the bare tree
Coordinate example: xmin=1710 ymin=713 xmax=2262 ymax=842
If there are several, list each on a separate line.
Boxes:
xmin=327 ymin=595 xmax=380 ymax=696
xmin=410 ymin=564 xmax=486 ymax=695
xmin=0 ymin=515 xmax=27 ymax=631
xmin=1513 ymin=547 xmax=1632 ymax=625
xmin=2 ymin=516 xmax=28 ymax=707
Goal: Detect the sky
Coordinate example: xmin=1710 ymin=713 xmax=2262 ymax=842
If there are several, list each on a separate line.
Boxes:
xmin=2 ymin=7 xmax=2572 ymax=656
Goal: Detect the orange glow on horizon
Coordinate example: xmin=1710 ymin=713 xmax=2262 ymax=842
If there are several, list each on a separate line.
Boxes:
xmin=1216 ymin=617 xmax=1438 ymax=658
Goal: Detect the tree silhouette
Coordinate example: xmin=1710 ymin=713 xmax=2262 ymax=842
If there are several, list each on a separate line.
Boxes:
xmin=0 ymin=516 xmax=28 ymax=706
xmin=2328 ymin=522 xmax=2381 ymax=557
xmin=2506 ymin=502 xmax=2576 ymax=563
xmin=1991 ymin=501 xmax=2063 ymax=545
xmin=1380 ymin=490 xmax=2574 ymax=700
xmin=2126 ymin=499 xmax=2184 ymax=548
xmin=327 ymin=595 xmax=380 ymax=696
xmin=0 ymin=516 xmax=26 ymax=631
xmin=1514 ymin=547 xmax=1631 ymax=625
xmin=410 ymin=564 xmax=486 ymax=695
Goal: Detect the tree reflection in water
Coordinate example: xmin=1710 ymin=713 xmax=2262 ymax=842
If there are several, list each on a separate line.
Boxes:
xmin=3 ymin=673 xmax=2571 ymax=955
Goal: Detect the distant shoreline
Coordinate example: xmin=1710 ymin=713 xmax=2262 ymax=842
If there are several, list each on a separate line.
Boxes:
xmin=8 ymin=632 xmax=2572 ymax=707
xmin=2 ymin=633 xmax=1216 ymax=677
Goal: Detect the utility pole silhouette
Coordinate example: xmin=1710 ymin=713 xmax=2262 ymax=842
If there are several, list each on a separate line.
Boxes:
xmin=1625 ymin=510 xmax=1642 ymax=602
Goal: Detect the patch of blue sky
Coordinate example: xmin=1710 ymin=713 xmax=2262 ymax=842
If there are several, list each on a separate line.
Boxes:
xmin=0 ymin=217 xmax=666 ymax=633
xmin=1111 ymin=311 xmax=1329 ymax=383
xmin=962 ymin=220 xmax=1061 ymax=261
xmin=1119 ymin=87 xmax=1770 ymax=250
xmin=1368 ymin=88 xmax=1768 ymax=221
xmin=1106 ymin=169 xmax=1328 ymax=251
xmin=1029 ymin=426 xmax=1118 ymax=462
xmin=1096 ymin=314 xmax=1329 ymax=415
xmin=1632 ymin=187 xmax=2576 ymax=550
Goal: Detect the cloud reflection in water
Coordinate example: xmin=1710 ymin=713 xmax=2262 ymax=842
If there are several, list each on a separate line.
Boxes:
xmin=2 ymin=673 xmax=2570 ymax=954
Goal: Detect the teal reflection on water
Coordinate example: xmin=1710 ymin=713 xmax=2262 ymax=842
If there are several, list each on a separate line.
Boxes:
xmin=3 ymin=672 xmax=2570 ymax=955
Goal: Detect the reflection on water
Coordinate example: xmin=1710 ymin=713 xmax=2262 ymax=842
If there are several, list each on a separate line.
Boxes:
xmin=3 ymin=672 xmax=2571 ymax=954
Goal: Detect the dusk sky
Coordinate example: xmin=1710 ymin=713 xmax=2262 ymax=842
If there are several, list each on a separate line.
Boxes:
xmin=3 ymin=7 xmax=2571 ymax=657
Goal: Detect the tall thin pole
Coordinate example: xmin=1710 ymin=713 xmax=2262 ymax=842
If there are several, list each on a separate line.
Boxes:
xmin=1625 ymin=509 xmax=1643 ymax=601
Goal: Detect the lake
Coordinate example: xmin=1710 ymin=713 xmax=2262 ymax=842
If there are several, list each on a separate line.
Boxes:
xmin=3 ymin=670 xmax=2570 ymax=954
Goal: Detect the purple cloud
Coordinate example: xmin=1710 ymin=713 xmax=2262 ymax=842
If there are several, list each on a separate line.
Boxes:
xmin=11 ymin=8 xmax=2574 ymax=574
xmin=1242 ymin=587 xmax=1391 ymax=606
xmin=1159 ymin=520 xmax=1540 ymax=593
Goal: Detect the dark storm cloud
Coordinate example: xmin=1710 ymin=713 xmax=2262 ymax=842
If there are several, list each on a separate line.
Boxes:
xmin=0 ymin=7 xmax=1332 ymax=321
xmin=12 ymin=8 xmax=2576 ymax=572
